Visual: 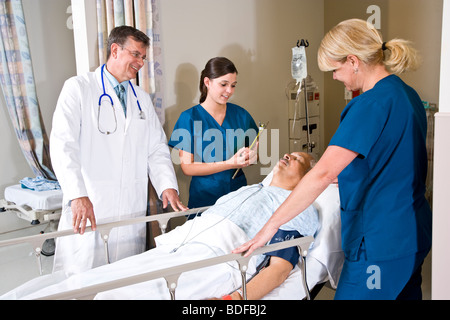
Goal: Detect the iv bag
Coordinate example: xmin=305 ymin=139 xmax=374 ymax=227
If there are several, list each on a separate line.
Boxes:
xmin=291 ymin=46 xmax=307 ymax=85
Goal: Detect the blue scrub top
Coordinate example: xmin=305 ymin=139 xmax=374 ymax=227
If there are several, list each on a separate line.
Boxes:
xmin=329 ymin=75 xmax=432 ymax=261
xmin=168 ymin=103 xmax=258 ymax=208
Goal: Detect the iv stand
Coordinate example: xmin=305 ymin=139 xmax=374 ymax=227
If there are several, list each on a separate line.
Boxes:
xmin=302 ymin=78 xmax=313 ymax=154
xmin=294 ymin=38 xmax=314 ymax=154
xmin=295 ymin=78 xmax=313 ymax=154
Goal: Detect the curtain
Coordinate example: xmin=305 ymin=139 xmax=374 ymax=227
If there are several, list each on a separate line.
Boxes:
xmin=96 ymin=0 xmax=165 ymax=123
xmin=0 ymin=0 xmax=55 ymax=180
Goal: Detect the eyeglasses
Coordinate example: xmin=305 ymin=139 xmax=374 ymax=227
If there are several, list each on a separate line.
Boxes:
xmin=121 ymin=46 xmax=147 ymax=62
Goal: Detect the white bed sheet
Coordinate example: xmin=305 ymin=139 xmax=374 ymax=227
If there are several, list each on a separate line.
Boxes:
xmin=1 ymin=214 xmax=257 ymax=300
xmin=100 ymin=182 xmax=343 ymax=300
xmin=4 ymin=185 xmax=63 ymax=211
xmin=1 ymin=184 xmax=343 ymax=300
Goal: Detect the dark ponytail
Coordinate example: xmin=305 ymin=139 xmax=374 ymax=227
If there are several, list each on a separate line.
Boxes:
xmin=199 ymin=57 xmax=238 ymax=103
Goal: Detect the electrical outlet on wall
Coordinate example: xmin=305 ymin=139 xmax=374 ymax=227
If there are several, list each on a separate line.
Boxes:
xmin=344 ymin=88 xmax=353 ymax=100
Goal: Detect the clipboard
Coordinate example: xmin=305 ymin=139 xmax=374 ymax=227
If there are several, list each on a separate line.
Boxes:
xmin=232 ymin=121 xmax=268 ymax=179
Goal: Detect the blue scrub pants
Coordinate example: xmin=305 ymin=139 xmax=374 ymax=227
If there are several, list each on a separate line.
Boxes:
xmin=334 ymin=241 xmax=429 ymax=300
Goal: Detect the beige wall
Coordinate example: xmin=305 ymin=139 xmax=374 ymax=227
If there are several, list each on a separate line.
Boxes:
xmin=159 ymin=0 xmax=325 ymax=202
xmin=322 ymin=0 xmax=443 ymax=300
xmin=0 ymin=0 xmax=447 ymax=299
xmin=3 ymin=1 xmax=441 ymax=201
xmin=323 ymin=0 xmax=443 ymax=145
xmin=160 ymin=0 xmax=443 ymax=203
xmin=385 ymin=0 xmax=442 ymax=103
xmin=1 ymin=0 xmax=443 ymax=213
xmin=323 ymin=0 xmax=386 ymax=145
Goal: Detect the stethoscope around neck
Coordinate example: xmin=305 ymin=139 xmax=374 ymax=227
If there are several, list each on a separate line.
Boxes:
xmin=97 ymin=64 xmax=145 ymax=135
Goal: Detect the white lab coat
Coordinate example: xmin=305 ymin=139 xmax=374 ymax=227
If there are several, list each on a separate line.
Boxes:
xmin=50 ymin=66 xmax=179 ymax=274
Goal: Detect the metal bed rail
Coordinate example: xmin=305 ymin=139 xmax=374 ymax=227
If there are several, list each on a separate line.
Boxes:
xmin=0 ymin=206 xmax=210 ymax=274
xmin=0 ymin=198 xmax=61 ymax=225
xmin=1 ymin=207 xmax=314 ymax=300
xmin=34 ymin=236 xmax=313 ymax=300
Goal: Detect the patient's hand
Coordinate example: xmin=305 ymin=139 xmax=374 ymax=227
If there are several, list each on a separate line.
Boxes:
xmin=207 ymin=292 xmax=243 ymax=300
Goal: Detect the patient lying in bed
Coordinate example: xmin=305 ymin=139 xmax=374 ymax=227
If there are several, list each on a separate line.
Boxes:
xmin=2 ymin=152 xmax=319 ymax=300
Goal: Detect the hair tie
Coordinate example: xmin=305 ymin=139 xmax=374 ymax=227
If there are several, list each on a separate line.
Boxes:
xmin=382 ymin=42 xmax=388 ymax=51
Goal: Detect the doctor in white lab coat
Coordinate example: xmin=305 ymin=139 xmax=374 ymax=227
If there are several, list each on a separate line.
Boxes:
xmin=50 ymin=26 xmax=187 ymax=274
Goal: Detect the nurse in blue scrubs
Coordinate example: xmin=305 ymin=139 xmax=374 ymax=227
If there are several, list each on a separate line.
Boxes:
xmin=234 ymin=19 xmax=432 ymax=300
xmin=169 ymin=57 xmax=258 ymax=213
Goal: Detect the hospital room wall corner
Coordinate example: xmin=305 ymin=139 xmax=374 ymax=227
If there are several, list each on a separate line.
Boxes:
xmin=432 ymin=0 xmax=450 ymax=300
xmin=432 ymin=113 xmax=450 ymax=300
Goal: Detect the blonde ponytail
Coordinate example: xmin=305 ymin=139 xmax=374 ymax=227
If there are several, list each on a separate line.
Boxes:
xmin=318 ymin=19 xmax=421 ymax=74
xmin=383 ymin=39 xmax=421 ymax=74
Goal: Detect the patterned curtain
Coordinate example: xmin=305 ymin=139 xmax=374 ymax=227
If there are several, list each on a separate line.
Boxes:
xmin=0 ymin=0 xmax=55 ymax=180
xmin=96 ymin=0 xmax=165 ymax=123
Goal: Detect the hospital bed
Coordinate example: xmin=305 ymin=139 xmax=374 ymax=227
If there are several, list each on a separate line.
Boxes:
xmin=0 ymin=185 xmax=62 ymax=257
xmin=0 ymin=183 xmax=343 ymax=300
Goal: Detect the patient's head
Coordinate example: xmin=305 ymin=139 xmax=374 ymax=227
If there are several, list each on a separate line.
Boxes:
xmin=270 ymin=152 xmax=314 ymax=190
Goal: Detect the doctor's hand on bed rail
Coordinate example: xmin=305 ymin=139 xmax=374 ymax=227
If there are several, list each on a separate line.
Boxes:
xmin=71 ymin=197 xmax=97 ymax=234
xmin=162 ymin=188 xmax=189 ymax=212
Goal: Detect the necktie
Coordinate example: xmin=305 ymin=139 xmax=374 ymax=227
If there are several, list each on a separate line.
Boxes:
xmin=115 ymin=84 xmax=127 ymax=117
